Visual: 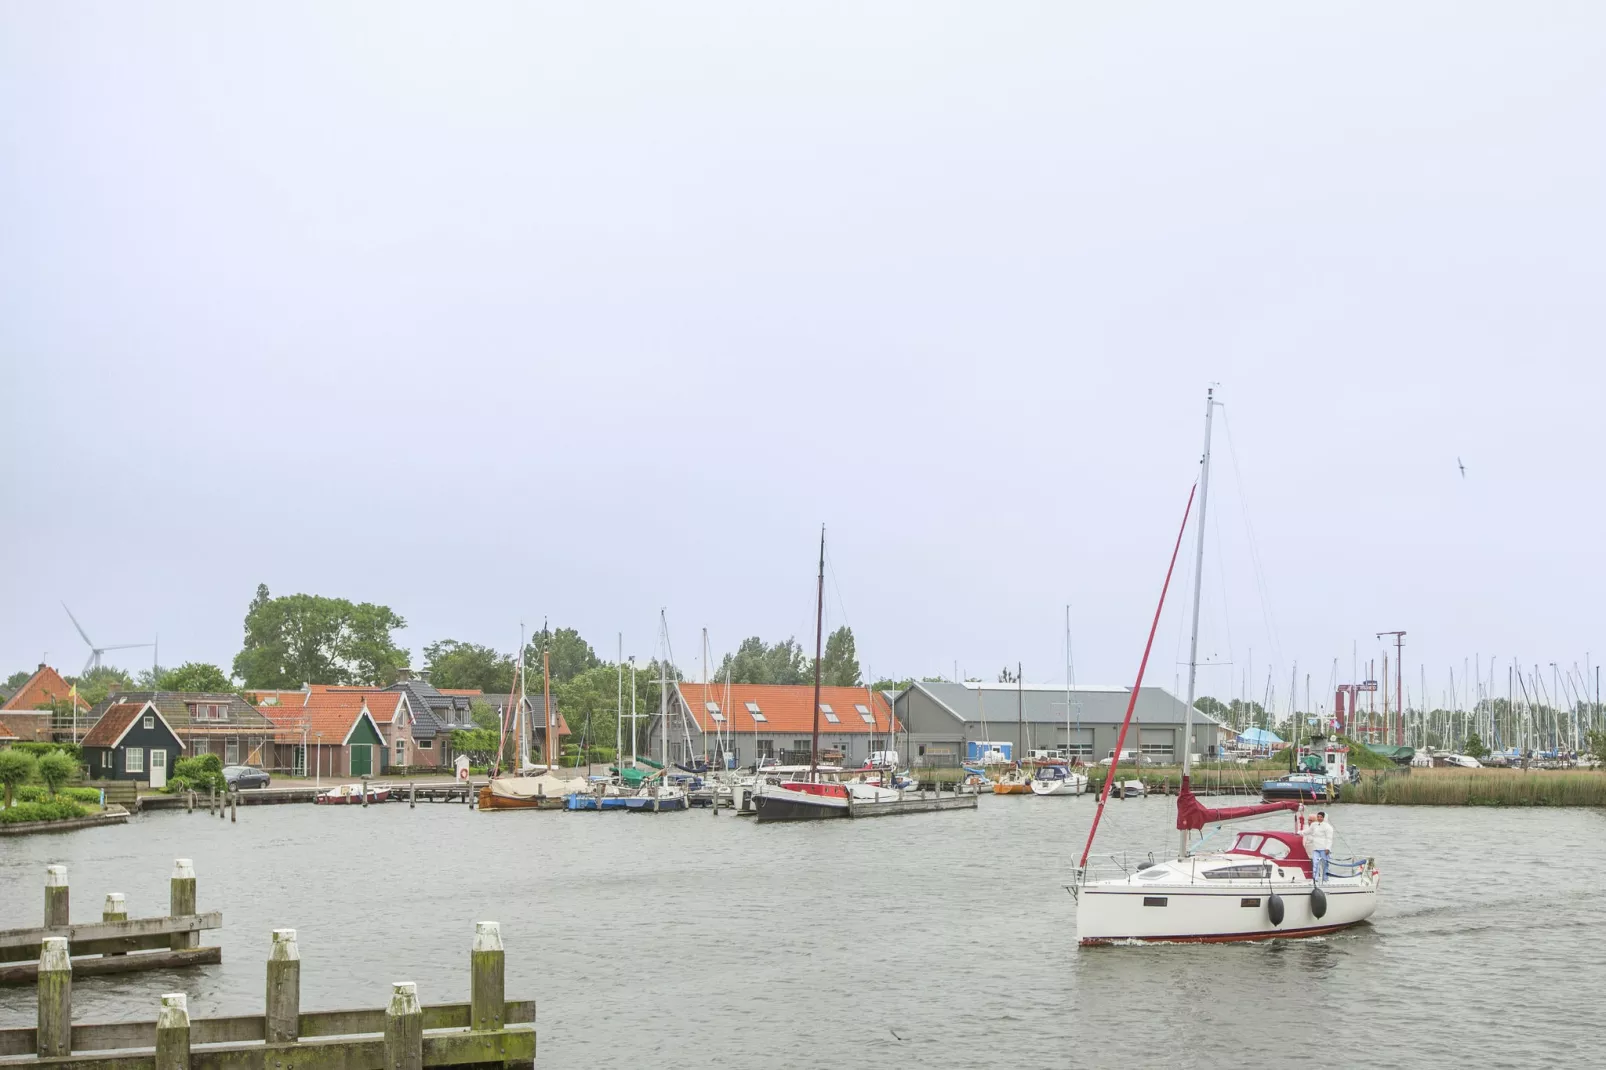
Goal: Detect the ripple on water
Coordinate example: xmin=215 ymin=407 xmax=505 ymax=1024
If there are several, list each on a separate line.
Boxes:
xmin=0 ymin=799 xmax=1602 ymax=1067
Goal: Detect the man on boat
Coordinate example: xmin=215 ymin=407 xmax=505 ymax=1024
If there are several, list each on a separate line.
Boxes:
xmin=1303 ymin=810 xmax=1334 ymax=881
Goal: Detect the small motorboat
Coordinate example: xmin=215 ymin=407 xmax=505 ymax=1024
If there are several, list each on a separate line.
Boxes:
xmin=1110 ymin=779 xmax=1146 ymax=799
xmin=1031 ymin=765 xmax=1089 ymax=796
xmin=314 ymin=783 xmax=390 ymax=805
xmin=992 ymin=765 xmax=1033 ymax=795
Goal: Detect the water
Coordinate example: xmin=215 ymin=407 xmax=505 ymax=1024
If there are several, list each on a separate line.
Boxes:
xmin=2 ymin=798 xmax=1602 ymax=1068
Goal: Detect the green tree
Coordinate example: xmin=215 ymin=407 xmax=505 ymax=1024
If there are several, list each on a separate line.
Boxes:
xmin=1194 ymin=696 xmax=1230 ymax=719
xmin=36 ymin=751 xmax=77 ymax=797
xmin=3 ymin=669 xmax=32 ymax=693
xmin=557 ymin=664 xmax=626 ymax=750
xmin=1581 ymin=730 xmax=1605 ymax=767
xmin=0 ymin=750 xmax=37 ymax=808
xmin=450 ymin=728 xmax=501 ymax=767
xmin=233 ymin=584 xmax=409 ymax=687
xmin=469 ymin=700 xmax=501 ymax=732
xmin=157 ymin=662 xmax=233 ymax=692
xmin=719 ymin=637 xmax=808 ymax=685
xmin=70 ymin=665 xmax=134 ymax=707
xmin=997 ymin=665 xmax=1019 ymax=683
xmin=870 ymin=677 xmax=915 ymax=693
xmin=1463 ymin=732 xmax=1489 ymax=759
xmin=817 ymin=626 xmax=861 ymax=686
xmin=424 ymin=640 xmax=516 ymax=693
xmin=524 ymin=627 xmax=600 ymax=685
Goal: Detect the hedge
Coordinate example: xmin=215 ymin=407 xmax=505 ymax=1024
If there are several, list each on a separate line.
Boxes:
xmin=14 ymin=785 xmax=101 ymax=805
xmin=0 ymin=798 xmax=88 ymax=824
xmin=12 ymin=741 xmax=83 ymax=761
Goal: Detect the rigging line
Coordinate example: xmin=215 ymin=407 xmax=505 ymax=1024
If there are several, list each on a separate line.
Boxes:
xmin=1219 ymin=408 xmax=1286 ymax=676
xmin=1079 ymin=480 xmax=1198 ymax=871
xmin=1210 ymin=473 xmax=1235 ymax=680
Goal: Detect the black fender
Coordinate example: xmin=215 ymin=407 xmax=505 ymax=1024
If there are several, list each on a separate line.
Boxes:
xmin=1268 ymin=893 xmax=1285 ymax=926
xmin=1310 ymin=885 xmax=1328 ymax=919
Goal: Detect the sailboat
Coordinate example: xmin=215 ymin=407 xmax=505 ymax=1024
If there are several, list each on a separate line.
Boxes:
xmin=479 ymin=630 xmax=587 ymax=811
xmin=753 ymin=527 xmax=902 ymax=822
xmin=1071 ymin=388 xmax=1380 ymax=944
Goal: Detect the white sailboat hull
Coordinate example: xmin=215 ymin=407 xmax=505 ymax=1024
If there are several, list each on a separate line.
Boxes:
xmin=1030 ymin=774 xmax=1088 ymax=796
xmin=1076 ymin=868 xmax=1379 ymax=945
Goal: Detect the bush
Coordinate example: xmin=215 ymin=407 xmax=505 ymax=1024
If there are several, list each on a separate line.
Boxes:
xmin=12 ymin=741 xmax=82 ymax=761
xmin=14 ymin=785 xmax=100 ymax=805
xmin=36 ymin=752 xmax=79 ymax=796
xmin=0 ymin=749 xmax=38 ymax=808
xmin=0 ymin=798 xmax=88 ymax=824
xmin=171 ymin=755 xmax=226 ymax=795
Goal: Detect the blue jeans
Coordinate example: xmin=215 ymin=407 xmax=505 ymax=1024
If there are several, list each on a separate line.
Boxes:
xmin=1312 ymin=849 xmax=1330 ymax=882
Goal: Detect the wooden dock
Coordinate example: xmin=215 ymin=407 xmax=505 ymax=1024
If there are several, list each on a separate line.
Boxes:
xmin=0 ymin=922 xmax=535 ymax=1070
xmin=847 ymin=790 xmax=979 ymax=817
xmin=137 ymin=782 xmax=484 ymax=812
xmin=0 ymin=862 xmax=221 ymax=985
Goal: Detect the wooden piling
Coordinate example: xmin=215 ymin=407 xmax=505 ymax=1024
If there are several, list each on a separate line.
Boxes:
xmin=362 ymin=777 xmax=369 ymax=808
xmin=186 ymin=791 xmax=195 ymax=813
xmin=102 ymin=893 xmax=128 ymax=958
xmin=230 ymin=792 xmax=238 ymax=823
xmin=169 ymin=859 xmax=197 ymax=951
xmin=409 ymin=782 xmax=416 ymax=809
xmin=44 ymin=866 xmax=69 ymax=928
xmin=469 ymin=922 xmax=504 ymax=1032
xmin=384 ymin=981 xmax=423 ymax=1070
xmin=36 ymin=937 xmax=71 ymax=1057
xmin=266 ymin=928 xmax=300 ymax=1043
xmin=154 ymin=992 xmax=189 ymax=1070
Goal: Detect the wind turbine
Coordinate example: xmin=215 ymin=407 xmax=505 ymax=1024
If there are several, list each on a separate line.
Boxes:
xmin=62 ymin=603 xmax=154 ymax=676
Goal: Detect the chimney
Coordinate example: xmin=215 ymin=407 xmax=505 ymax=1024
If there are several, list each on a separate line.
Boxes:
xmin=394 ymin=668 xmax=413 ymax=683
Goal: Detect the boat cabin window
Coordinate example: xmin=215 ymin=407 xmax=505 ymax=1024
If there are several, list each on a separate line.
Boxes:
xmin=1202 ymin=864 xmax=1273 ymax=880
xmin=1259 ymin=839 xmax=1290 ymax=859
xmin=1233 ymin=834 xmax=1264 ymax=853
xmin=1138 ymin=868 xmax=1169 ymax=880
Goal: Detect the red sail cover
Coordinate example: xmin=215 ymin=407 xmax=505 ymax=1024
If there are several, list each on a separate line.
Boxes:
xmin=1174 ymin=776 xmax=1300 ymax=831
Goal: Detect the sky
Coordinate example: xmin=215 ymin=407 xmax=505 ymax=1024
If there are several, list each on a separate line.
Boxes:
xmin=3 ymin=3 xmax=1604 ymax=713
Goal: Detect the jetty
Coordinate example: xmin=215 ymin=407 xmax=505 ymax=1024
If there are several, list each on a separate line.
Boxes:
xmin=136 ymin=781 xmax=483 ymax=812
xmin=0 ymin=922 xmax=535 ymax=1070
xmin=0 ymin=862 xmax=220 ymax=986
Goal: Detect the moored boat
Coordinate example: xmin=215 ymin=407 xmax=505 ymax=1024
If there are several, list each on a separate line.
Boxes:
xmin=992 ymin=765 xmax=1033 ymax=795
xmin=314 ymin=783 xmax=390 ymax=805
xmin=1030 ymin=764 xmax=1088 ymax=796
xmin=479 ymin=772 xmax=587 ymax=811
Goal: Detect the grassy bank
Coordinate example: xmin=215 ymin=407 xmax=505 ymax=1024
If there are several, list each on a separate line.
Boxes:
xmin=1349 ymin=768 xmax=1606 ymax=807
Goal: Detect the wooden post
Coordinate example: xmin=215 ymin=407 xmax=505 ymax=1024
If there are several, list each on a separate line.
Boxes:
xmin=102 ymin=893 xmax=128 ymax=958
xmin=170 ymin=859 xmax=198 ymax=950
xmin=155 ymin=992 xmax=190 ymax=1070
xmin=186 ymin=790 xmax=195 ymax=813
xmin=362 ymin=776 xmax=369 ymax=808
xmin=266 ymin=928 xmax=300 ymax=1043
xmin=230 ymin=791 xmax=238 ymax=823
xmin=44 ymin=865 xmax=69 ymax=928
xmin=384 ymin=981 xmax=423 ymax=1070
xmin=409 ymin=782 xmax=416 ymax=809
xmin=470 ymin=921 xmax=504 ymax=1032
xmin=36 ymin=937 xmax=71 ymax=1057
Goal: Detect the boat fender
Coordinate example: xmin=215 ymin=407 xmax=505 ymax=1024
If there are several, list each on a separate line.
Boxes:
xmin=1310 ymin=886 xmax=1328 ymax=919
xmin=1267 ymin=893 xmax=1285 ymax=927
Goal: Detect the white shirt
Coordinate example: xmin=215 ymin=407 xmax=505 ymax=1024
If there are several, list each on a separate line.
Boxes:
xmin=1303 ymin=820 xmax=1334 ymax=852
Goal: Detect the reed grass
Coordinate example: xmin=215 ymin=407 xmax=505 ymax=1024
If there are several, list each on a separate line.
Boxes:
xmin=1348 ymin=768 xmax=1606 ymax=807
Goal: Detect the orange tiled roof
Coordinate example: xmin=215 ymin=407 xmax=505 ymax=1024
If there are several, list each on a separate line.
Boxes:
xmin=1 ymin=665 xmax=89 ymax=713
xmin=676 ymin=683 xmax=898 ymax=735
xmin=81 ymin=703 xmax=148 ymax=748
xmin=265 ymin=689 xmax=401 ymax=742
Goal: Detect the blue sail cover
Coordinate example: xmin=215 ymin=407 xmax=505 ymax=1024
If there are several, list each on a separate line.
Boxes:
xmin=1237 ymin=727 xmax=1284 ymax=745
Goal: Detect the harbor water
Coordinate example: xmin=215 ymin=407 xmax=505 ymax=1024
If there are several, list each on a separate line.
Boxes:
xmin=2 ymin=797 xmax=1601 ymax=1068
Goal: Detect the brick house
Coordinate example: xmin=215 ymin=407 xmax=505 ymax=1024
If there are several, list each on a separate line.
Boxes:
xmin=0 ymin=664 xmax=91 ymax=742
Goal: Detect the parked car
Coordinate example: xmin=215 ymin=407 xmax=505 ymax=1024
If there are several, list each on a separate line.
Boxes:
xmin=223 ymin=765 xmax=271 ymax=789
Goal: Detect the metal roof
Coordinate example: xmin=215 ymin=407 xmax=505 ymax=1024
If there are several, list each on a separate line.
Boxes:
xmin=907 ymin=680 xmax=1224 ymax=728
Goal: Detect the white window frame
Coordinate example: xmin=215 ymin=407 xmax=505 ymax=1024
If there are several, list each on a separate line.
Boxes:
xmin=143 ymin=715 xmax=154 ymax=730
xmin=125 ymin=747 xmax=145 ymax=773
xmin=225 ymin=739 xmax=240 ymax=766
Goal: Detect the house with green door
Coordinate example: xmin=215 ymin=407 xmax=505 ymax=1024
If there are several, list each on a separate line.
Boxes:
xmin=284 ymin=689 xmax=393 ymax=781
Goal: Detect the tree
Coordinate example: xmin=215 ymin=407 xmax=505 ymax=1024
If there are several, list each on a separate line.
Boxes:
xmin=1463 ymin=731 xmax=1489 ymax=759
xmin=37 ymin=751 xmax=77 ymax=797
xmin=0 ymin=750 xmax=36 ymax=808
xmin=233 ymin=585 xmax=409 ymax=687
xmin=817 ymin=627 xmax=861 ymax=686
xmin=556 ymin=664 xmax=625 ymax=751
xmin=469 ymin=700 xmax=501 ymax=733
xmin=3 ymin=669 xmax=31 ymax=693
xmin=450 ymin=728 xmax=501 ymax=768
xmin=719 ymin=637 xmax=808 ymax=685
xmin=870 ymin=677 xmax=915 ymax=693
xmin=997 ymin=665 xmax=1019 ymax=684
xmin=70 ymin=666 xmax=134 ymax=707
xmin=1194 ymin=696 xmax=1231 ymax=719
xmin=524 ymin=627 xmax=600 ymax=685
xmin=1584 ymin=729 xmax=1606 ymax=767
xmin=157 ymin=662 xmax=233 ymax=692
xmin=424 ymin=641 xmax=516 ymax=693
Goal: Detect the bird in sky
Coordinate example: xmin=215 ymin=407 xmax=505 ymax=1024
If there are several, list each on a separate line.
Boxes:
xmin=1457 ymin=457 xmax=1466 ymax=478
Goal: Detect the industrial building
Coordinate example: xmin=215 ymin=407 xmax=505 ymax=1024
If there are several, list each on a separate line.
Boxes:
xmin=892 ymin=681 xmax=1230 ymax=766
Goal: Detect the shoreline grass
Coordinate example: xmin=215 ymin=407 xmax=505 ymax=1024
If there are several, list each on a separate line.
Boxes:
xmin=1348 ymin=767 xmax=1606 ymax=807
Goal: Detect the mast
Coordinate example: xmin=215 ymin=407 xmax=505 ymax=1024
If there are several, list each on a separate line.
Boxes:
xmin=517 ymin=622 xmax=529 ymax=770
xmin=629 ymin=657 xmax=638 ymax=766
xmin=1065 ymin=605 xmax=1073 ymax=759
xmin=616 ymin=634 xmax=623 ymax=773
xmin=1017 ymin=662 xmax=1024 ymax=759
xmin=1179 ymin=386 xmax=1217 ymax=857
xmin=809 ymin=525 xmax=826 ymax=777
xmin=542 ymin=631 xmax=553 ymax=769
xmin=659 ymin=610 xmax=670 ymax=770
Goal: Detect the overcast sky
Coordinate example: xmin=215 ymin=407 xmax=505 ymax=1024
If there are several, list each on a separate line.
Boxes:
xmin=4 ymin=3 xmax=1603 ymax=712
